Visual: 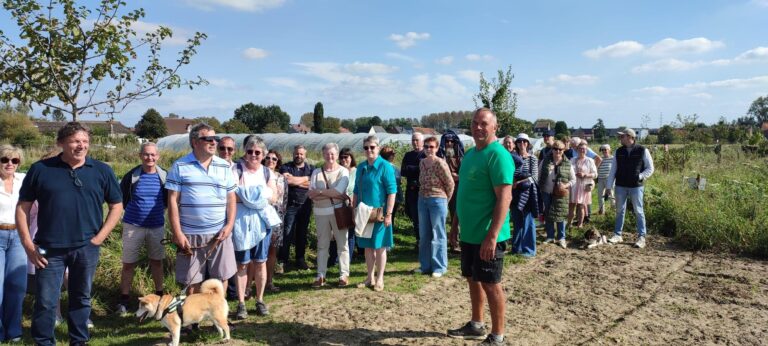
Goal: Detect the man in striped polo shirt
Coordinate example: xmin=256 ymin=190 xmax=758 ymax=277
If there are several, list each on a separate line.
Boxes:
xmin=116 ymin=142 xmax=168 ymax=315
xmin=167 ymin=123 xmax=238 ymax=293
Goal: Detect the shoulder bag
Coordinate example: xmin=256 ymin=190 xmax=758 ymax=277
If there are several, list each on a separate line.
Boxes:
xmin=321 ymin=168 xmax=356 ymax=229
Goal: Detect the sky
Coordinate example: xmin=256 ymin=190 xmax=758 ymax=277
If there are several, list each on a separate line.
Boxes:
xmin=3 ymin=0 xmax=768 ymax=129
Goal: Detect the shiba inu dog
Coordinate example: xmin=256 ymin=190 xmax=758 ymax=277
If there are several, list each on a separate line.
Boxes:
xmin=584 ymin=227 xmax=608 ymax=249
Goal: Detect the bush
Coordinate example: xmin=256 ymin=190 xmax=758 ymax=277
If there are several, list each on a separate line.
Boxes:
xmin=0 ymin=110 xmax=41 ymax=147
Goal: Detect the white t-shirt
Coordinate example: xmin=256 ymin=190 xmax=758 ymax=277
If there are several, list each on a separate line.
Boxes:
xmin=0 ymin=172 xmax=25 ymax=224
xmin=309 ymin=166 xmax=349 ymax=216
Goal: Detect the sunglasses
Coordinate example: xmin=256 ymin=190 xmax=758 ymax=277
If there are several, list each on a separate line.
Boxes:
xmin=1 ymin=157 xmax=20 ymax=165
xmin=197 ymin=136 xmax=220 ymax=143
xmin=70 ymin=169 xmax=83 ymax=188
xmin=340 ymin=155 xmax=351 ymax=160
xmin=246 ymin=149 xmax=262 ymax=156
xmin=424 ymin=145 xmax=437 ymax=149
xmin=552 ymin=148 xmax=564 ymax=152
xmin=217 ymin=146 xmax=235 ymax=153
xmin=363 ymin=145 xmax=377 ymax=151
xmin=265 ymin=156 xmax=278 ymax=162
xmin=600 ymin=149 xmax=608 ymax=152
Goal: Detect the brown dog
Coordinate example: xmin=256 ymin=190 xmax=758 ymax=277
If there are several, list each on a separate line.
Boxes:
xmin=136 ymin=279 xmax=230 ymax=346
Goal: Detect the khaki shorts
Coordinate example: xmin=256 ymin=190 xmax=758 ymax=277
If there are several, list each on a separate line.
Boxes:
xmin=175 ymin=233 xmax=236 ymax=285
xmin=122 ymin=223 xmax=166 ymax=263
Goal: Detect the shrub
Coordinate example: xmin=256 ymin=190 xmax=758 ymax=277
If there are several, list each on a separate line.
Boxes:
xmin=0 ymin=110 xmax=41 ymax=147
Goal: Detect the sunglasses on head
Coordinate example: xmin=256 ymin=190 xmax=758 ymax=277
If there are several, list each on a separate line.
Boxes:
xmin=197 ymin=136 xmax=220 ymax=143
xmin=246 ymin=149 xmax=262 ymax=156
xmin=217 ymin=146 xmax=234 ymax=153
xmin=1 ymin=157 xmax=20 ymax=165
xmin=363 ymin=145 xmax=376 ymax=151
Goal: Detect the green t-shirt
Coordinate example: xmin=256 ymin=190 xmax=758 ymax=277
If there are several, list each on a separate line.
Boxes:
xmin=457 ymin=141 xmax=515 ymax=244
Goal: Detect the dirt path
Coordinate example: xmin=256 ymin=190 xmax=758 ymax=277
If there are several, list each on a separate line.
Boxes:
xmin=262 ymin=237 xmax=768 ymax=345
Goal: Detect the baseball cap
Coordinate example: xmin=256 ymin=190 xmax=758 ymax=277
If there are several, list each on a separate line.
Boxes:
xmin=618 ymin=128 xmax=637 ymax=138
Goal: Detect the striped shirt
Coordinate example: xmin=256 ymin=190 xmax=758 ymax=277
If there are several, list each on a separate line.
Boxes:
xmin=123 ymin=172 xmax=165 ymax=228
xmin=166 ymin=153 xmax=237 ymax=235
xmin=597 ymin=156 xmax=614 ymax=179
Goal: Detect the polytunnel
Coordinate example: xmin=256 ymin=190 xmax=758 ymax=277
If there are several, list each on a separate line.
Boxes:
xmin=157 ymin=132 xmax=477 ymax=153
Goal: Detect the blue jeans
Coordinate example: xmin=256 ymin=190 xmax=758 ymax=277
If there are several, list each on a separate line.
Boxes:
xmin=511 ymin=208 xmax=536 ymax=257
xmin=418 ymin=197 xmax=448 ymax=274
xmin=32 ymin=243 xmax=100 ymax=346
xmin=614 ymin=186 xmax=647 ymax=237
xmin=0 ymin=230 xmax=26 ymax=341
xmin=279 ymin=201 xmax=312 ymax=264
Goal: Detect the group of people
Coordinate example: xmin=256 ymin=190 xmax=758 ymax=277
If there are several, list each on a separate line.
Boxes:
xmin=0 ymin=109 xmax=656 ymax=345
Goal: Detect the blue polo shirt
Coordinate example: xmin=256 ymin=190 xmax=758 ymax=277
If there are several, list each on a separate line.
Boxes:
xmin=19 ymin=155 xmax=122 ymax=248
xmin=165 ymin=153 xmax=237 ymax=235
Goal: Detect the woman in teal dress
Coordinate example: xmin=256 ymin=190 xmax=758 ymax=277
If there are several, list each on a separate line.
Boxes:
xmin=353 ymin=135 xmax=397 ymax=292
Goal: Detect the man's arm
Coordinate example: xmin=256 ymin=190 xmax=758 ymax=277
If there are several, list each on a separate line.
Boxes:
xmin=217 ymin=191 xmax=236 ymax=240
xmin=167 ymin=190 xmax=189 ymax=250
xmin=90 ymin=202 xmax=124 ymax=245
xmin=16 ymin=201 xmax=47 ymax=268
xmin=284 ymin=174 xmax=310 ymax=188
xmin=640 ymin=149 xmax=655 ymax=181
xmin=480 ymin=184 xmax=512 ymax=261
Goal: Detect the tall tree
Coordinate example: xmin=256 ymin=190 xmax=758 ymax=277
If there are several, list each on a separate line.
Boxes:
xmin=51 ymin=109 xmax=66 ymax=122
xmin=221 ymin=118 xmax=249 ymax=134
xmin=592 ymin=118 xmax=607 ymax=143
xmin=134 ymin=108 xmax=167 ymax=139
xmin=369 ymin=116 xmax=382 ymax=126
xmin=554 ymin=121 xmax=570 ymax=137
xmin=313 ymin=102 xmax=324 ymax=134
xmin=473 ymin=65 xmax=518 ymax=137
xmin=747 ymin=95 xmax=768 ymax=124
xmin=657 ymin=125 xmax=676 ymax=144
xmin=233 ymin=103 xmax=290 ymax=133
xmin=300 ymin=112 xmax=314 ymax=129
xmin=340 ymin=118 xmax=355 ymax=132
xmin=323 ymin=116 xmax=341 ymax=133
xmin=0 ymin=0 xmax=207 ymax=121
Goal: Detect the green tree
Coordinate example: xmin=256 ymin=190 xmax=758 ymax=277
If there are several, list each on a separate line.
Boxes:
xmin=0 ymin=0 xmax=207 ymax=121
xmin=0 ymin=104 xmax=40 ymax=146
xmin=657 ymin=125 xmax=676 ymax=144
xmin=554 ymin=121 xmax=569 ymax=137
xmin=134 ymin=108 xmax=167 ymax=139
xmin=369 ymin=116 xmax=382 ymax=127
xmin=313 ymin=102 xmax=324 ymax=134
xmin=340 ymin=119 xmax=355 ymax=132
xmin=221 ymin=118 xmax=250 ymax=134
xmin=323 ymin=116 xmax=341 ymax=133
xmin=593 ymin=118 xmax=607 ymax=143
xmin=300 ymin=112 xmax=314 ymax=129
xmin=51 ymin=109 xmax=66 ymax=122
xmin=193 ymin=117 xmax=222 ymax=132
xmin=747 ymin=95 xmax=768 ymax=124
xmin=233 ymin=103 xmax=290 ymax=133
xmin=473 ymin=65 xmax=518 ymax=137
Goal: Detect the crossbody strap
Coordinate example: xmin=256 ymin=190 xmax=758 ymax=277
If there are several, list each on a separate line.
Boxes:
xmin=320 ymin=168 xmax=337 ymax=205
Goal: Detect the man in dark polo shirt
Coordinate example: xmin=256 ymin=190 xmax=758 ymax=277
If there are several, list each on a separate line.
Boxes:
xmin=278 ymin=145 xmax=314 ymax=271
xmin=400 ymin=132 xmax=424 ymax=247
xmin=16 ymin=122 xmax=123 ymax=346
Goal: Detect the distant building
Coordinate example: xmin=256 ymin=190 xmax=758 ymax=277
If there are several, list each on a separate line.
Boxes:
xmin=163 ymin=117 xmax=195 ymax=135
xmin=338 ymin=127 xmax=351 ymax=134
xmin=356 ymin=125 xmax=388 ymax=134
xmin=34 ymin=120 xmax=132 ymax=137
xmin=533 ymin=120 xmax=554 ymax=136
xmin=288 ymin=123 xmax=311 ymax=134
xmin=571 ymin=128 xmax=594 ymax=141
xmin=411 ymin=126 xmax=440 ymax=135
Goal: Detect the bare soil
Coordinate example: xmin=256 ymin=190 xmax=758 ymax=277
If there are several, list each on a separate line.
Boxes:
xmin=258 ymin=236 xmax=768 ymax=345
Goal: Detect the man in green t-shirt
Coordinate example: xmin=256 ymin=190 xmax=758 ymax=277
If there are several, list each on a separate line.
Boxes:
xmin=448 ymin=108 xmax=514 ymax=345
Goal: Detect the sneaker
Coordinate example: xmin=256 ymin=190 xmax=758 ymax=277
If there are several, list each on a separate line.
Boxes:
xmin=634 ymin=237 xmax=646 ymax=249
xmin=557 ymin=239 xmax=567 ymax=249
xmin=8 ymin=337 xmax=21 ymax=342
xmin=115 ymin=303 xmax=128 ymax=316
xmin=255 ymin=301 xmax=269 ymax=316
xmin=447 ymin=321 xmax=487 ymax=340
xmin=275 ymin=262 xmax=285 ymax=275
xmin=543 ymin=238 xmax=555 ymax=244
xmin=295 ymin=261 xmax=310 ymax=270
xmin=235 ymin=302 xmax=248 ymax=320
xmin=607 ymin=235 xmax=623 ymax=244
xmin=55 ymin=315 xmax=64 ymax=327
xmin=432 ymin=272 xmax=443 ymax=278
xmin=86 ymin=318 xmax=94 ymax=329
xmin=478 ymin=334 xmax=506 ymax=345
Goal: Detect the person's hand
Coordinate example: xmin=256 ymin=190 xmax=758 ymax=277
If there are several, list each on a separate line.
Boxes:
xmin=449 ymin=228 xmax=458 ymax=249
xmin=479 ymin=238 xmax=497 ymax=261
xmin=384 ymin=214 xmax=392 ymax=227
xmin=25 ymin=247 xmax=48 ymax=269
xmin=173 ymin=232 xmax=191 ymax=254
xmin=217 ymin=225 xmax=233 ymax=241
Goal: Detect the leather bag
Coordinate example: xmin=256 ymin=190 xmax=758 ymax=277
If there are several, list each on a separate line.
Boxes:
xmin=321 ymin=169 xmax=355 ymax=230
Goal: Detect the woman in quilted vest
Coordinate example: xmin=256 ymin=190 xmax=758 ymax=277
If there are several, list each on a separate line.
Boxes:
xmin=538 ymin=140 xmax=576 ymax=249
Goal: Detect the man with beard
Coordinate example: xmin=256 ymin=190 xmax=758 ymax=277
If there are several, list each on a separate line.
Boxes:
xmin=438 ymin=130 xmax=464 ymax=253
xmin=401 ymin=132 xmax=425 ymax=248
xmin=278 ymin=145 xmax=314 ymax=271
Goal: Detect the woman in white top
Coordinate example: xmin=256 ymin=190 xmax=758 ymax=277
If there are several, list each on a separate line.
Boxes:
xmin=263 ymin=149 xmax=287 ymax=292
xmin=308 ymin=143 xmax=350 ymax=288
xmin=328 ymin=147 xmax=357 ymax=267
xmin=0 ymin=145 xmax=26 ymax=342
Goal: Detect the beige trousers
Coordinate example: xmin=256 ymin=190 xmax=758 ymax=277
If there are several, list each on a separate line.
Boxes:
xmin=315 ymin=214 xmax=350 ymax=278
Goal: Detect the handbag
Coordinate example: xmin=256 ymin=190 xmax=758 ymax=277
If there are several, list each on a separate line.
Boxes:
xmin=321 ymin=169 xmax=355 ymax=229
xmin=552 ymin=163 xmax=569 ymax=198
xmin=354 ymin=166 xmax=385 ymax=224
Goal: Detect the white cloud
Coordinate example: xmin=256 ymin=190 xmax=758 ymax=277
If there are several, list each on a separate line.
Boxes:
xmin=465 ymin=54 xmax=494 ymax=61
xmin=734 ymin=47 xmax=768 ymax=62
xmin=646 ymin=37 xmax=724 ymax=56
xmin=549 ymin=74 xmax=599 ymax=85
xmin=583 ymin=41 xmax=644 ymax=59
xmin=631 ymin=58 xmax=706 ymax=73
xmin=242 ymin=47 xmax=268 ymax=59
xmin=207 ymin=78 xmax=237 ymax=88
xmin=635 ymin=75 xmax=768 ymax=96
xmin=435 ymin=56 xmax=454 ymax=65
xmin=344 ymin=62 xmax=398 ymax=74
xmin=184 ymin=0 xmax=285 ymax=12
xmin=456 ymin=70 xmax=481 ymax=84
xmin=385 ymin=52 xmax=417 ymax=62
xmin=388 ymin=32 xmax=430 ymax=49
xmin=264 ymin=77 xmax=301 ymax=89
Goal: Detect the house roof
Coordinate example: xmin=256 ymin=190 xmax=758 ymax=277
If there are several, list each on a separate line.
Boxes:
xmin=33 ymin=120 xmax=132 ymax=135
xmin=533 ymin=120 xmax=553 ymax=130
xmin=288 ymin=123 xmax=311 ymax=134
xmin=411 ymin=126 xmax=440 ymax=135
xmin=164 ymin=117 xmax=196 ymax=135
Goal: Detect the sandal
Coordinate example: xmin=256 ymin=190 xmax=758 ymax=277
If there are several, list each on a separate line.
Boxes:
xmin=356 ymin=280 xmax=373 ymax=289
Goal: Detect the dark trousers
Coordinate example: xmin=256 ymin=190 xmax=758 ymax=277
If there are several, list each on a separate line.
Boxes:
xmin=279 ymin=201 xmax=312 ymax=264
xmin=32 ymin=243 xmax=100 ymax=346
xmin=328 ymin=228 xmax=356 ymax=267
xmin=405 ymin=189 xmax=420 ymax=240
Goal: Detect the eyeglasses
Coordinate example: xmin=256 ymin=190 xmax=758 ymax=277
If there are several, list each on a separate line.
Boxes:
xmin=363 ymin=145 xmax=376 ymax=151
xmin=217 ymin=146 xmax=234 ymax=153
xmin=424 ymin=145 xmax=437 ymax=149
xmin=0 ymin=157 xmax=20 ymax=165
xmin=340 ymin=156 xmax=351 ymax=160
xmin=552 ymin=148 xmax=564 ymax=152
xmin=265 ymin=156 xmax=278 ymax=162
xmin=246 ymin=149 xmax=262 ymax=156
xmin=600 ymin=149 xmax=608 ymax=152
xmin=69 ymin=169 xmax=83 ymax=188
xmin=197 ymin=136 xmax=220 ymax=143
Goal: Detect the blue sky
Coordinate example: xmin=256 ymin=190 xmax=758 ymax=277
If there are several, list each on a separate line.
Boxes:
xmin=4 ymin=0 xmax=768 ymax=128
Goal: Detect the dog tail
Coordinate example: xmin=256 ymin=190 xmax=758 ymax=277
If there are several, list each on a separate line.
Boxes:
xmin=200 ymin=279 xmax=225 ymax=298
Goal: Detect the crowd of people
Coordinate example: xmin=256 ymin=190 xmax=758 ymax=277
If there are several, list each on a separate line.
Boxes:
xmin=0 ymin=109 xmax=656 ymax=345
